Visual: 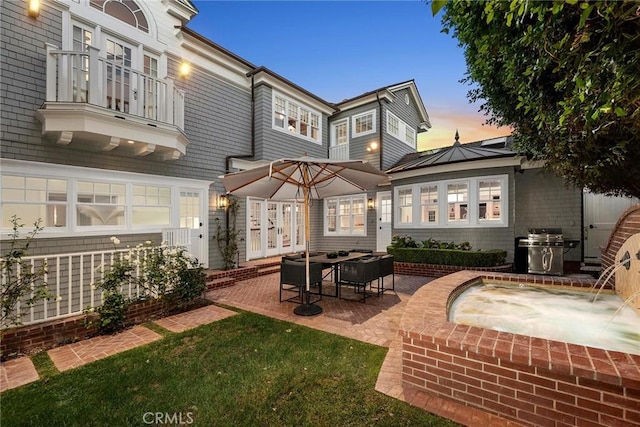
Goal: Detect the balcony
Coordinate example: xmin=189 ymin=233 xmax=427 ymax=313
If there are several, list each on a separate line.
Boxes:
xmin=36 ymin=44 xmax=189 ymax=161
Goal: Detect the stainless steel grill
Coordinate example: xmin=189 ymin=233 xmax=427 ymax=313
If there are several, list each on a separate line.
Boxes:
xmin=518 ymin=228 xmax=564 ymax=275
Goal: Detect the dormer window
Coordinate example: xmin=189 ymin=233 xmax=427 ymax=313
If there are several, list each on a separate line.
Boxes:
xmin=90 ymin=0 xmax=149 ymax=33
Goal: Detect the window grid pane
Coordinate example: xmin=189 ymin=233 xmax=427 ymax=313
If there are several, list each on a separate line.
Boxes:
xmin=420 ymin=185 xmax=438 ymax=223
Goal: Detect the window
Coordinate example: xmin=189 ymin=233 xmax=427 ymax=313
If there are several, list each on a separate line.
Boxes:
xmin=397 ymin=188 xmax=413 ymax=224
xmin=405 ymin=127 xmax=416 ymax=147
xmin=332 ymin=120 xmax=348 ymax=146
xmin=394 ymin=175 xmax=508 ymax=228
xmin=72 ymin=25 xmax=92 ymax=102
xmin=326 ymin=199 xmax=337 ymax=233
xmin=386 ymin=111 xmax=415 ymax=148
xmin=447 ymin=183 xmax=468 ymax=223
xmin=143 ymin=54 xmax=159 ymax=119
xmin=324 ymin=195 xmax=366 ymax=236
xmin=1 ymin=161 xmax=210 ymax=236
xmin=478 ymin=179 xmax=502 ymax=221
xmin=132 ymin=185 xmax=171 ymax=226
xmin=90 ymin=0 xmax=149 ymax=33
xmin=274 ymin=96 xmax=286 ymax=129
xmin=352 ymin=110 xmax=376 ymax=137
xmin=77 ymin=181 xmax=126 ymax=226
xmin=420 ymin=185 xmax=438 ymax=224
xmin=387 ymin=113 xmax=399 ymax=137
xmin=272 ymin=92 xmax=322 ymax=143
xmin=1 ymin=176 xmax=68 ymax=229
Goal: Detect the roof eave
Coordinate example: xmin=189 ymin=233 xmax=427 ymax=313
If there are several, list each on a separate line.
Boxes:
xmin=388 ymin=156 xmax=525 ymax=180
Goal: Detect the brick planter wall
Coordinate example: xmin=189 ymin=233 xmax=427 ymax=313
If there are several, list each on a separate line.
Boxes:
xmin=400 ymin=271 xmax=640 ymax=426
xmin=394 ymin=262 xmax=513 ymax=278
xmin=1 ymin=298 xmax=170 ymax=359
xmin=600 ymin=204 xmax=640 ymax=288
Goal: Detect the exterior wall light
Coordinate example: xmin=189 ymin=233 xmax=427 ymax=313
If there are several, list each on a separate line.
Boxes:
xmin=367 ymin=197 xmax=375 ymax=210
xmin=366 ymin=141 xmax=379 ymax=152
xmin=217 ymin=194 xmax=229 ymax=210
xmin=28 ymin=0 xmax=40 ymax=18
xmin=179 ymin=62 xmax=191 ymax=77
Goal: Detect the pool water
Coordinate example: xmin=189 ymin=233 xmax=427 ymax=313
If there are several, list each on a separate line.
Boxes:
xmin=450 ymin=283 xmax=640 ymax=355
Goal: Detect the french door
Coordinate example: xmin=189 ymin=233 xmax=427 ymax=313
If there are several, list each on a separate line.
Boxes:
xmin=247 ymin=199 xmax=304 ymax=259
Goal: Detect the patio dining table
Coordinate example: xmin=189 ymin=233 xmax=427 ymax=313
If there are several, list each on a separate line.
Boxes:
xmin=306 ymin=252 xmax=370 ymax=298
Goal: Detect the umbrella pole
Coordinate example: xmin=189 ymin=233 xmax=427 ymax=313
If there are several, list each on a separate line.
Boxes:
xmin=293 ymin=172 xmax=322 ymax=316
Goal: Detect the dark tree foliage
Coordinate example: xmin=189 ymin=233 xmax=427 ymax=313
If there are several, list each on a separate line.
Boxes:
xmin=439 ymin=0 xmax=640 ymax=199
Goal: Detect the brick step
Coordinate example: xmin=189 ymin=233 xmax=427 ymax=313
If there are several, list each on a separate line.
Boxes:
xmin=205 ymin=276 xmax=235 ymax=290
xmin=257 ymin=265 xmax=281 ymax=276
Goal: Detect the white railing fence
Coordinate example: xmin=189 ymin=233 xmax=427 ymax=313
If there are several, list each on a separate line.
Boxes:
xmin=44 ymin=44 xmax=185 ymax=129
xmin=162 ymin=228 xmax=191 ymax=249
xmin=1 ymin=246 xmax=165 ymax=328
xmin=329 ymin=144 xmax=349 ymax=160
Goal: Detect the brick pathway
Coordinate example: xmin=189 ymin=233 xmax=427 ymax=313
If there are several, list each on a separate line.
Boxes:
xmin=154 ymin=304 xmax=237 ymax=332
xmin=47 ymin=325 xmax=162 ymax=372
xmin=0 ymin=356 xmax=39 ymax=392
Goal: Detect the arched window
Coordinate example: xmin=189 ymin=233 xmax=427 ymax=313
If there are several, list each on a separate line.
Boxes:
xmin=90 ymin=0 xmax=149 ymax=33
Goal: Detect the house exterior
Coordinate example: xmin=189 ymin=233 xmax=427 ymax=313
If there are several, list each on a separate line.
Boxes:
xmin=386 ymin=135 xmax=585 ymax=271
xmin=0 ymin=0 xmax=430 ymax=269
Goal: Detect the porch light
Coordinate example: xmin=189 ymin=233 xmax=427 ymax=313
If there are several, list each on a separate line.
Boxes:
xmin=366 ymin=141 xmax=379 ymax=152
xmin=179 ymin=62 xmax=190 ymax=77
xmin=367 ymin=198 xmax=375 ymax=210
xmin=28 ymin=0 xmax=40 ymax=18
xmin=217 ymin=194 xmax=229 ymax=210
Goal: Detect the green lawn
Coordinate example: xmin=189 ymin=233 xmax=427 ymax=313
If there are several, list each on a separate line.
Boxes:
xmin=2 ymin=310 xmax=457 ymax=426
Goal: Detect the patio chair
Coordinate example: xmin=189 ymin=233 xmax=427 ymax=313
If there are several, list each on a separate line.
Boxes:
xmin=279 ymin=259 xmax=323 ymax=304
xmin=379 ymin=255 xmax=395 ymax=294
xmin=338 ymin=257 xmax=380 ymax=302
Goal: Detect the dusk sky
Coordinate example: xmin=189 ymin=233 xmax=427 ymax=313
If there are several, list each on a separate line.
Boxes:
xmin=188 ymin=0 xmax=512 ymax=151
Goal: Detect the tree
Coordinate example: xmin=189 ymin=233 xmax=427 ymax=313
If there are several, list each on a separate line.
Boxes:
xmin=438 ymin=0 xmax=640 ymax=199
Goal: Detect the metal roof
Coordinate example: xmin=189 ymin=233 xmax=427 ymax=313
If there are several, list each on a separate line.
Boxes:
xmin=387 ymin=134 xmax=515 ymax=173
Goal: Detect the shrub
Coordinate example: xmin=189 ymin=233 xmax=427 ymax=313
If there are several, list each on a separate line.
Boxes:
xmin=387 ymin=247 xmax=507 ymax=267
xmin=390 ymin=235 xmax=419 ymax=248
xmin=0 ymin=216 xmax=51 ymax=328
xmin=87 ymin=237 xmax=205 ymax=334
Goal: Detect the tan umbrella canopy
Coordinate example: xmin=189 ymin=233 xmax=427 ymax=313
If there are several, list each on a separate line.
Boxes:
xmin=222 ymin=156 xmax=389 ymax=315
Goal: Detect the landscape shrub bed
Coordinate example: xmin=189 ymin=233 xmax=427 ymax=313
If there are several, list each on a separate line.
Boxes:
xmin=387 ymin=235 xmax=507 ymax=267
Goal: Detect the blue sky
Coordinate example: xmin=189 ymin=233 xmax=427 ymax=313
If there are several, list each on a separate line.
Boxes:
xmin=188 ymin=0 xmax=511 ymax=150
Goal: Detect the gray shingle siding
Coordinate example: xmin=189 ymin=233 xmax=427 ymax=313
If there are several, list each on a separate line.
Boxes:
xmin=253 ymin=83 xmax=328 ymax=161
xmin=381 ymin=88 xmax=422 ymax=170
xmin=514 ymin=169 xmax=582 ymax=261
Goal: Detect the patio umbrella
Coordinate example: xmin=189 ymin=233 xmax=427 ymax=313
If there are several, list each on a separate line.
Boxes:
xmin=221 ymin=156 xmax=389 ymax=316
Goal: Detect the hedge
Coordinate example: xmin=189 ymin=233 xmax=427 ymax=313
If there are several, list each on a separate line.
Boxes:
xmin=387 ymin=247 xmax=507 ymax=267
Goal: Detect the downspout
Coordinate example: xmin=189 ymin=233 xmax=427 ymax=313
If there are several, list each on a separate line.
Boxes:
xmin=223 ymin=71 xmax=257 ymax=259
xmin=376 ymin=92 xmax=383 ymax=171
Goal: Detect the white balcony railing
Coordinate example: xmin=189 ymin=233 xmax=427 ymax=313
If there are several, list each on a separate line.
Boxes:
xmin=44 ymin=44 xmax=184 ymax=129
xmin=329 ymin=143 xmax=349 ymax=160
xmin=1 ymin=246 xmax=163 ymax=328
